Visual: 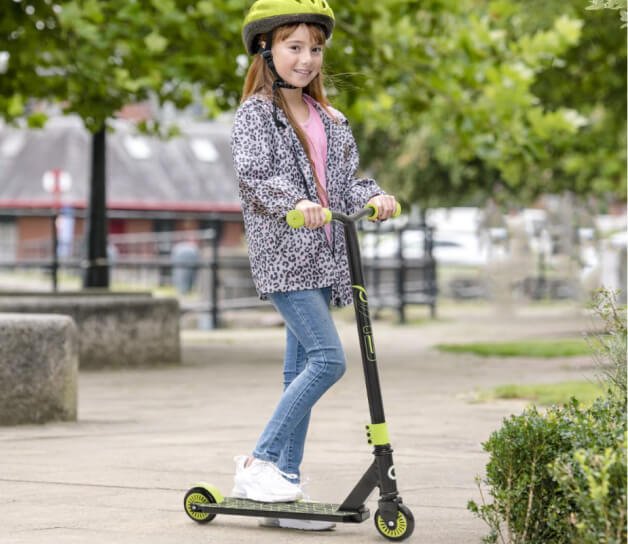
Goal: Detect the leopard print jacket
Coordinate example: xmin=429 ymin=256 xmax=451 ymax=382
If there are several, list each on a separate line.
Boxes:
xmin=231 ymin=94 xmax=384 ymax=307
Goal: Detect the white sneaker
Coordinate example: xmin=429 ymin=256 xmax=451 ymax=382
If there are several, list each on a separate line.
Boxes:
xmin=232 ymin=458 xmax=303 ymax=503
xmin=260 ymin=517 xmax=336 ymax=531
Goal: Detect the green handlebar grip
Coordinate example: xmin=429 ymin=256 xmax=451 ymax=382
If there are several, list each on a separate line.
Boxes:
xmin=366 ymin=202 xmax=402 ymax=221
xmin=366 ymin=203 xmax=378 ymax=220
xmin=286 ymin=210 xmax=305 ymax=228
xmin=286 ymin=208 xmax=332 ymax=229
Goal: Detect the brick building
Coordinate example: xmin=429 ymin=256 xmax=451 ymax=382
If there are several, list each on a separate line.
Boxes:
xmin=0 ymin=115 xmax=243 ymax=260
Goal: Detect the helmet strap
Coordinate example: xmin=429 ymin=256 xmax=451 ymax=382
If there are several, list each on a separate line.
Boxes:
xmin=259 ymin=31 xmax=296 ymax=128
xmin=259 ymin=33 xmax=296 ymax=89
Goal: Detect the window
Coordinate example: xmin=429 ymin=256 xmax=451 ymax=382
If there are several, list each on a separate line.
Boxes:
xmin=0 ymin=133 xmax=25 ymax=158
xmin=190 ymin=138 xmax=219 ymax=163
xmin=123 ymin=135 xmax=152 ymax=160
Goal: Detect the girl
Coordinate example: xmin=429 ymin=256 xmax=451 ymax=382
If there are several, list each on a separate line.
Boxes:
xmin=231 ymin=0 xmax=397 ymax=529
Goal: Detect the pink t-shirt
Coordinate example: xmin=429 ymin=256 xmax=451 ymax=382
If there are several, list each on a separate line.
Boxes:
xmin=300 ymin=95 xmax=331 ymax=243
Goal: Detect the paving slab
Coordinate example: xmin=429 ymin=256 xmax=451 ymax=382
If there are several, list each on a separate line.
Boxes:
xmin=0 ymin=303 xmax=595 ymax=544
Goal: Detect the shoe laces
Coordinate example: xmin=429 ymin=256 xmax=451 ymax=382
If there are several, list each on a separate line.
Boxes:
xmin=259 ymin=459 xmax=299 ymax=483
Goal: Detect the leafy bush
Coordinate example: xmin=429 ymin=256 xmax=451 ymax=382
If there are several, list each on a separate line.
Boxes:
xmin=468 ymin=290 xmax=627 ymax=544
xmin=588 ymin=288 xmax=627 ymax=406
xmin=468 ymin=399 xmax=626 ymax=543
xmin=550 ymin=431 xmax=627 ymax=544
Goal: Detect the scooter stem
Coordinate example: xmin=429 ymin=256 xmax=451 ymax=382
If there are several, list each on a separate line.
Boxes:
xmin=338 ymin=213 xmax=387 ymax=424
xmin=285 ymin=203 xmax=401 ymax=423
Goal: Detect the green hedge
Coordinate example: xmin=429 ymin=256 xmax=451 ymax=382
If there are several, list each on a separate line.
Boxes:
xmin=469 ymin=398 xmax=626 ymax=543
xmin=469 ymin=290 xmax=627 ymax=544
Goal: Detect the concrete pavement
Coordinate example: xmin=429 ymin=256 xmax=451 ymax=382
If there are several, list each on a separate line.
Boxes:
xmin=0 ymin=303 xmax=596 ymax=543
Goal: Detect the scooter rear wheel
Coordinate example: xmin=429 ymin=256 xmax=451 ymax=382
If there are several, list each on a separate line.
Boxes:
xmin=374 ymin=504 xmax=414 ymax=541
xmin=184 ymin=486 xmax=218 ymax=524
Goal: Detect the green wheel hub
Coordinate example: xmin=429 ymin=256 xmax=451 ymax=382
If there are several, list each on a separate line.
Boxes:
xmin=374 ymin=504 xmax=414 ymax=541
xmin=184 ymin=486 xmax=219 ymax=524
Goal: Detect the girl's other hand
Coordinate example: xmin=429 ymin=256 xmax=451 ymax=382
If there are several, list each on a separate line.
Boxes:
xmin=367 ymin=195 xmax=397 ymax=221
xmin=295 ymin=200 xmax=327 ymax=229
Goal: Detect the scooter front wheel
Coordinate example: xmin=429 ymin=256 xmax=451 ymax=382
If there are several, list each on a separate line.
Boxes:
xmin=374 ymin=504 xmax=415 ymax=541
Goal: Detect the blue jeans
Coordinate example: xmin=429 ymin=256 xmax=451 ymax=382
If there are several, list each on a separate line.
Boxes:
xmin=252 ymin=287 xmax=346 ymax=482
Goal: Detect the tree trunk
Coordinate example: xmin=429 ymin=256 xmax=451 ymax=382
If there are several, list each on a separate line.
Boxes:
xmin=83 ymin=126 xmax=109 ymax=288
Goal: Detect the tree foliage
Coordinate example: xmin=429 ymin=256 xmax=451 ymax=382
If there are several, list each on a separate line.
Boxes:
xmin=587 ymin=0 xmax=628 ymax=27
xmin=325 ymin=0 xmax=626 ymax=206
xmin=0 ymin=0 xmax=625 ymax=205
xmin=0 ymin=0 xmax=247 ymax=132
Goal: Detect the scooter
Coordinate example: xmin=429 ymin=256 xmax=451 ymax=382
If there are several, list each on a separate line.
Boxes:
xmin=183 ymin=203 xmax=414 ymax=541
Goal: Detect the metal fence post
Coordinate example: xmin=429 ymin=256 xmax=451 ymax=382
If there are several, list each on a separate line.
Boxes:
xmin=51 ymin=213 xmax=58 ymax=292
xmin=209 ymin=225 xmax=221 ymax=328
xmin=396 ymin=228 xmax=406 ymax=324
xmin=425 ymin=225 xmax=437 ymax=318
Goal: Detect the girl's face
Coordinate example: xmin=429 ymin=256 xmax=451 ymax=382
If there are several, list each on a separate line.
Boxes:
xmin=271 ymin=24 xmax=324 ymax=89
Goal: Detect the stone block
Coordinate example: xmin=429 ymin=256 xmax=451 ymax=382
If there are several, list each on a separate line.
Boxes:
xmin=0 ymin=295 xmax=181 ymax=369
xmin=0 ymin=313 xmax=78 ymax=425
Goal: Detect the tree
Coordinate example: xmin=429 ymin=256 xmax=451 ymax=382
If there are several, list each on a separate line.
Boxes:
xmin=1 ymin=0 xmax=624 ymax=242
xmin=0 ymin=0 xmax=248 ymax=287
xmin=496 ymin=0 xmax=627 ymax=206
xmin=587 ymin=0 xmax=628 ymax=27
xmin=325 ymin=0 xmax=625 ymax=208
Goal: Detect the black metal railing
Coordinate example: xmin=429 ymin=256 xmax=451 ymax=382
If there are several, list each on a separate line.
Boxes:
xmin=0 ymin=222 xmax=438 ymax=327
xmin=360 ymin=222 xmax=437 ymax=321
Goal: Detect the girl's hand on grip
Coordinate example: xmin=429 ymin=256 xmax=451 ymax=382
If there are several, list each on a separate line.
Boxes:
xmin=295 ymin=200 xmax=327 ymax=229
xmin=367 ymin=195 xmax=397 ymax=221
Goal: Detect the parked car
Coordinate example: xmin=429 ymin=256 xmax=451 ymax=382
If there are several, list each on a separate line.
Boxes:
xmin=361 ymin=229 xmax=489 ymax=266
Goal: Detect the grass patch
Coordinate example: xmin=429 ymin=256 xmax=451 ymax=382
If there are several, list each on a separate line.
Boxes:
xmin=477 ymin=380 xmax=606 ymax=406
xmin=437 ymin=338 xmax=590 ymax=358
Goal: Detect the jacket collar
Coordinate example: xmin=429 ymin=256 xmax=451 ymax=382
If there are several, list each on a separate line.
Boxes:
xmin=251 ymin=93 xmax=341 ymax=204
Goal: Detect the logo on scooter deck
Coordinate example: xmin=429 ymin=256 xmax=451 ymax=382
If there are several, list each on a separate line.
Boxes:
xmin=352 ymin=285 xmax=376 ymax=362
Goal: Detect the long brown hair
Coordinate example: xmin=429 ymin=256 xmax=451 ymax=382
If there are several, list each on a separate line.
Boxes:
xmin=241 ymin=23 xmax=337 ymax=205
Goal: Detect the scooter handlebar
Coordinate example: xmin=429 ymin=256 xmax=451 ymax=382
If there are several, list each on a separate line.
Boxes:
xmin=286 ymin=202 xmax=401 ymax=229
xmin=286 ymin=208 xmax=333 ymax=229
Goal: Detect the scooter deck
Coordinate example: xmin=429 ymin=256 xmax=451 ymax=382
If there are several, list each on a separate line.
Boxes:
xmin=192 ymin=497 xmax=369 ymax=523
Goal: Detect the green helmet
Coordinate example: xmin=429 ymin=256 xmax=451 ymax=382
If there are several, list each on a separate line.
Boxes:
xmin=242 ymin=0 xmax=335 ymax=55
